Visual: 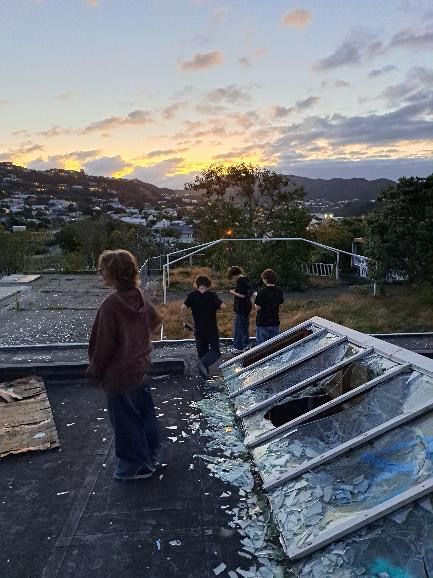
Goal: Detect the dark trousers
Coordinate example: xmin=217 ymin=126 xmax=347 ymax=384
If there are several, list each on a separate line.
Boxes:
xmin=233 ymin=313 xmax=250 ymax=350
xmin=195 ymin=332 xmax=221 ymax=370
xmin=107 ymin=382 xmax=160 ymax=475
xmin=256 ymin=325 xmax=280 ymax=346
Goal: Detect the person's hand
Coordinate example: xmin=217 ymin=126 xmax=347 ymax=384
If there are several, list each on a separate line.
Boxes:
xmin=229 ymin=289 xmax=236 ymax=295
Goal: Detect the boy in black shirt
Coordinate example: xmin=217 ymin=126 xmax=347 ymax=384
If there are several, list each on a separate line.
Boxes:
xmin=228 ymin=266 xmax=252 ymax=353
xmin=254 ymin=268 xmax=284 ymax=346
xmin=181 ymin=275 xmax=226 ymax=377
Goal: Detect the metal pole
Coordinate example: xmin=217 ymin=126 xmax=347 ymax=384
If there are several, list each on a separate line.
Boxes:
xmin=162 ymin=265 xmax=167 ymax=304
xmin=336 ymin=252 xmax=340 ymax=281
xmin=166 ymin=254 xmax=170 ymax=287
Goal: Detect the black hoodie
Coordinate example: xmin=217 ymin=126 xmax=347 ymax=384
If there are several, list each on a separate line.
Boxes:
xmin=88 ymin=288 xmax=162 ymax=392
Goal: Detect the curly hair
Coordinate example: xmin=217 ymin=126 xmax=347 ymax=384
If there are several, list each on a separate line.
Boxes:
xmin=98 ymin=249 xmax=140 ymax=290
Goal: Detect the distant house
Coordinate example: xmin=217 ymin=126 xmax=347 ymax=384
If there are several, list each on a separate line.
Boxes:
xmin=12 ymin=225 xmax=27 ymax=232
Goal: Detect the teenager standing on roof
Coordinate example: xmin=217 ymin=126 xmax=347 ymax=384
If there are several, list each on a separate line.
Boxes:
xmin=227 ymin=266 xmax=252 ymax=353
xmin=181 ymin=274 xmax=226 ymax=378
xmin=87 ymin=249 xmax=162 ymax=481
xmin=254 ymin=268 xmax=284 ymax=345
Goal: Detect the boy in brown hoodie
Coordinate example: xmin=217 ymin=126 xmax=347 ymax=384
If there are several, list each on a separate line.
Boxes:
xmin=88 ymin=249 xmax=162 ymax=481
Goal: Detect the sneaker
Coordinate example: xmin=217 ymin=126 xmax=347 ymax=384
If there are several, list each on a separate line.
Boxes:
xmin=230 ymin=347 xmax=244 ymax=355
xmin=197 ymin=359 xmax=209 ymax=378
xmin=114 ymin=466 xmax=154 ymax=481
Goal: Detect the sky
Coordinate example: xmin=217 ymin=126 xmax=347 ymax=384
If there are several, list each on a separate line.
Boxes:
xmin=1 ymin=0 xmax=433 ymax=188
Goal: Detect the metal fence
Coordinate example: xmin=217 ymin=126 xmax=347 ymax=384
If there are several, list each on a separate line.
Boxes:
xmin=302 ymin=262 xmax=335 ymax=277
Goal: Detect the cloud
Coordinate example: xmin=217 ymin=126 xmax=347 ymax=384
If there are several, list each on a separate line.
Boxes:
xmin=296 ymin=96 xmax=320 ymax=110
xmin=269 ymin=99 xmax=433 ymax=152
xmin=38 ymin=125 xmax=73 ymax=137
xmin=314 ymin=39 xmax=363 ymax=71
xmin=390 ymin=27 xmax=433 ymax=49
xmin=270 ymin=105 xmax=294 ymax=119
xmin=274 ymin=156 xmax=433 ymax=181
xmin=56 ymin=91 xmax=80 ymax=102
xmin=210 ymin=7 xmax=228 ymax=27
xmin=126 ymin=157 xmax=188 ymax=187
xmin=321 ymin=79 xmax=351 ymax=89
xmin=178 ymin=51 xmax=223 ymax=71
xmin=0 ymin=99 xmax=9 ymax=107
xmin=316 ymin=25 xmax=433 ymax=72
xmin=281 ymin=9 xmax=311 ymax=28
xmin=82 ymin=109 xmax=153 ymax=133
xmin=238 ymin=47 xmax=267 ymax=68
xmin=380 ymin=66 xmax=433 ymax=107
xmin=87 ymin=0 xmax=98 ymax=6
xmin=206 ymin=84 xmax=252 ymax=104
xmin=26 ymin=150 xmax=99 ymax=170
xmin=84 ymin=155 xmax=130 ymax=176
xmin=0 ymin=142 xmax=44 ymax=161
xmin=143 ymin=147 xmax=189 ymax=159
xmin=161 ymin=101 xmax=187 ymax=120
xmin=368 ymin=65 xmax=397 ymax=78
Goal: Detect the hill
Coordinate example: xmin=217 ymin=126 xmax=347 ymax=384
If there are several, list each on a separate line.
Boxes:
xmin=289 ymin=175 xmax=395 ymax=203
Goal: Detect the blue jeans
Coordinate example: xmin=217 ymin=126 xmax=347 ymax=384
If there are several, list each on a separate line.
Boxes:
xmin=256 ymin=325 xmax=280 ymax=346
xmin=233 ymin=313 xmax=250 ymax=350
xmin=107 ymin=382 xmax=160 ymax=476
xmin=195 ymin=332 xmax=221 ymax=370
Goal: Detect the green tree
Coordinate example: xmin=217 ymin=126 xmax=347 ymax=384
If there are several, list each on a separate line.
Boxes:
xmin=185 ymin=163 xmax=311 ymax=289
xmin=365 ymin=175 xmax=433 ymax=283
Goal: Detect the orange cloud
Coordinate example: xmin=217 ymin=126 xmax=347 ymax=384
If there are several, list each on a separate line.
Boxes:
xmin=281 ymin=9 xmax=311 ymax=28
xmin=178 ymin=51 xmax=223 ymax=71
xmin=82 ymin=110 xmax=153 ymax=133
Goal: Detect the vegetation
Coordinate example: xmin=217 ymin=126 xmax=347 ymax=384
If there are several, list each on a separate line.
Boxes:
xmin=185 ymin=162 xmax=312 ymax=289
xmin=366 ymin=174 xmax=433 ymax=283
xmin=159 ymin=284 xmax=433 ymax=339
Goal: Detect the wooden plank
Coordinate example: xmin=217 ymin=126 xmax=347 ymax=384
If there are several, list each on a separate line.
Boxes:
xmin=0 ymin=376 xmax=60 ymax=457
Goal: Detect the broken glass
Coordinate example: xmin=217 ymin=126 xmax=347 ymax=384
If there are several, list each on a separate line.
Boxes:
xmin=221 ymin=323 xmax=319 ymax=381
xmin=252 ymin=367 xmax=431 ymax=486
xmin=226 ymin=331 xmax=341 ymax=395
xmin=266 ymin=408 xmax=433 ymax=559
xmin=233 ymin=342 xmax=363 ymax=416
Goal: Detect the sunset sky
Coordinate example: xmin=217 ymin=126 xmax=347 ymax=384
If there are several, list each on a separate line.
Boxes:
xmin=1 ymin=0 xmax=433 ymax=187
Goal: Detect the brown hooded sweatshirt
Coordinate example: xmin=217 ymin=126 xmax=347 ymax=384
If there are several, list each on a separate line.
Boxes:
xmin=88 ymin=288 xmax=162 ymax=393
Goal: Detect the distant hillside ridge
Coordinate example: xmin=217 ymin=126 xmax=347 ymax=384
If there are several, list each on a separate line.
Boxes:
xmin=288 ymin=175 xmax=395 ymax=202
xmin=0 ymin=162 xmax=395 ymax=208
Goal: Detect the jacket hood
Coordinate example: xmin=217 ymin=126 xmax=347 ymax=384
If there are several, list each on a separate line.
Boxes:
xmin=112 ymin=288 xmax=147 ymax=317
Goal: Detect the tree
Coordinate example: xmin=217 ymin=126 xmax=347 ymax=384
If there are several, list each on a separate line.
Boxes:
xmin=365 ymin=175 xmax=433 ymax=283
xmin=185 ymin=163 xmax=311 ymax=289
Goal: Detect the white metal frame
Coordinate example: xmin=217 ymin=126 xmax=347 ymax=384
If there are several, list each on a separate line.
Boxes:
xmin=149 ymin=237 xmax=372 ymax=305
xmin=229 ymin=336 xmax=348 ymax=399
xmin=238 ymin=347 xmax=374 ymax=418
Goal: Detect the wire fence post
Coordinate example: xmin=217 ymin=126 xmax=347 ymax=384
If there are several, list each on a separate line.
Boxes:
xmin=166 ymin=254 xmax=170 ymax=287
xmin=162 ymin=265 xmax=167 ymax=304
xmin=336 ymin=252 xmax=340 ymax=281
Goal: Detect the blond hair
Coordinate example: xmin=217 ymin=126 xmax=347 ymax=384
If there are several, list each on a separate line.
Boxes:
xmin=98 ymin=249 xmax=140 ymax=290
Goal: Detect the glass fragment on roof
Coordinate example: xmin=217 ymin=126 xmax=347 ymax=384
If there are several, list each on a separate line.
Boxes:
xmin=268 ymin=409 xmax=433 ymax=558
xmin=252 ymin=368 xmax=428 ymax=486
xmin=226 ymin=331 xmax=341 ymax=394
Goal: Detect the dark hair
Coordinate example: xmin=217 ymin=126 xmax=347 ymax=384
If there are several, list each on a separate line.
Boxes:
xmin=195 ymin=274 xmax=212 ymax=288
xmin=228 ymin=265 xmax=242 ymax=279
xmin=98 ymin=249 xmax=140 ymax=290
xmin=261 ymin=268 xmax=277 ymax=284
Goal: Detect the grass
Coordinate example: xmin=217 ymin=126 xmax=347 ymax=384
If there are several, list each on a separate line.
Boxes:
xmin=158 ymin=285 xmax=433 ymax=339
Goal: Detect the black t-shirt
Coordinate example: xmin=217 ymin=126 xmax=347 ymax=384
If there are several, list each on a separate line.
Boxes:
xmin=184 ymin=290 xmax=222 ymax=336
xmin=255 ymin=285 xmax=284 ymax=327
xmin=233 ymin=275 xmax=252 ymax=315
